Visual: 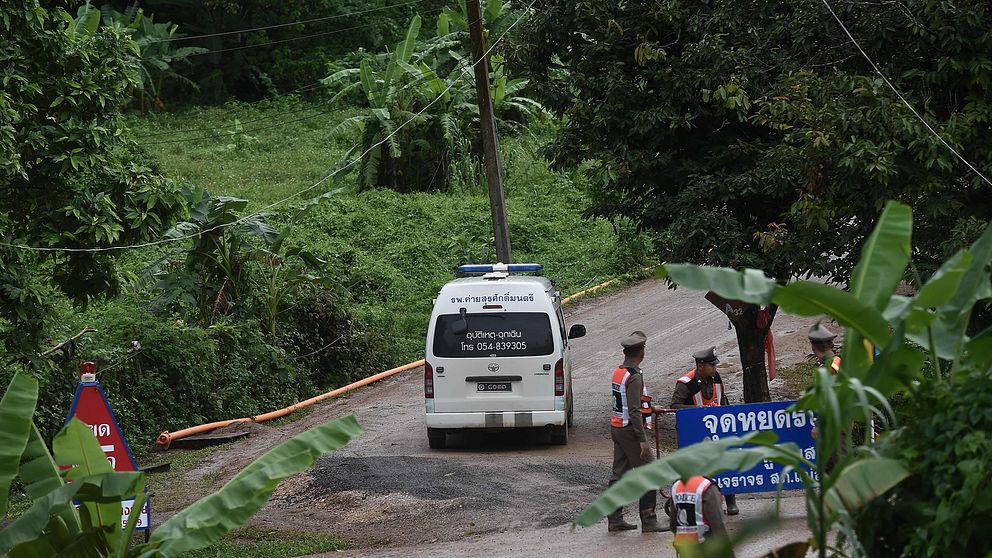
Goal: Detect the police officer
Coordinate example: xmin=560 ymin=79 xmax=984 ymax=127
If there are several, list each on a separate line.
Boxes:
xmin=809 ymin=322 xmax=840 ymax=373
xmin=607 ymin=331 xmax=665 ymax=533
xmin=667 ymin=476 xmax=734 ymax=557
xmin=670 ymin=347 xmax=738 ymax=515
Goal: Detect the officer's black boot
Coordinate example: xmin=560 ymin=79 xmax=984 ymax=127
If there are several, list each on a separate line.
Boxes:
xmin=726 ymin=493 xmax=739 ymax=515
xmin=638 ymin=489 xmax=667 ymax=532
xmin=607 ymin=509 xmax=636 ymax=532
xmin=639 ymin=510 xmax=668 ymax=533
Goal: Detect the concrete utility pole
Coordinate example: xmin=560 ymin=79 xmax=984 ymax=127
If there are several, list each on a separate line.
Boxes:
xmin=466 ymin=0 xmax=512 ymax=264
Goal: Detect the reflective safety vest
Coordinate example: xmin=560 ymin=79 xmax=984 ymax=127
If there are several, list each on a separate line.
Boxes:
xmin=830 ymin=356 xmax=841 ymax=375
xmin=676 ymin=369 xmax=724 ymax=407
xmin=611 ymin=367 xmax=652 ymax=428
xmin=672 ymin=476 xmax=713 ymax=548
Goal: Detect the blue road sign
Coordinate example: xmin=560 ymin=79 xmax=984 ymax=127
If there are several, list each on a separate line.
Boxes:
xmin=675 ymin=401 xmax=818 ymax=494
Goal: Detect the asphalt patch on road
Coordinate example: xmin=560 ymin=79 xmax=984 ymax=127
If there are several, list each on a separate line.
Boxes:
xmin=307 ymin=455 xmax=607 ymax=528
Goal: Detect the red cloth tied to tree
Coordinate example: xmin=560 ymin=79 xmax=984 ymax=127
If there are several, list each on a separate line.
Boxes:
xmin=757 ymin=309 xmax=776 ymax=381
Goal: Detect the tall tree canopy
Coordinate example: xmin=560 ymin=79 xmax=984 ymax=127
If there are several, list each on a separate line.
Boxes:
xmin=516 ymin=0 xmax=992 ymax=400
xmin=1 ymin=0 xmax=184 ymax=363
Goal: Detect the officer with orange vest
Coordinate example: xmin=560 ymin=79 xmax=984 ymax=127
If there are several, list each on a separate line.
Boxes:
xmin=607 ymin=331 xmax=666 ymax=533
xmin=809 ymin=322 xmax=840 ymax=373
xmin=667 ymin=476 xmax=734 ymax=557
xmin=809 ymin=322 xmax=840 ymax=449
xmin=670 ymin=347 xmax=738 ymax=515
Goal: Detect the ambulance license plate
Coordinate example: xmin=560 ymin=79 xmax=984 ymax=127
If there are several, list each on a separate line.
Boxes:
xmin=477 ymin=382 xmax=511 ymax=392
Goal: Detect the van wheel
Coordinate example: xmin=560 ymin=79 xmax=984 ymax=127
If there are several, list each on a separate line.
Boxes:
xmin=427 ymin=428 xmax=447 ymax=449
xmin=550 ymin=424 xmax=568 ymax=445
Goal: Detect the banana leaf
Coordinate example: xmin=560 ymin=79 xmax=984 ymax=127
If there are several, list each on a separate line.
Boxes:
xmin=848 ymin=201 xmax=912 ymax=312
xmin=0 ymin=373 xmax=39 ymax=517
xmin=137 ymin=414 xmax=363 ymax=557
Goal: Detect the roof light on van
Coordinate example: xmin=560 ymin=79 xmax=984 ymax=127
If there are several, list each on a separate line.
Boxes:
xmin=457 ymin=263 xmax=544 ymax=274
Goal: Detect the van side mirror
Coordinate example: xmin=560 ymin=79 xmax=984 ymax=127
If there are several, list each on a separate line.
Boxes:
xmin=568 ymin=324 xmax=586 ymax=340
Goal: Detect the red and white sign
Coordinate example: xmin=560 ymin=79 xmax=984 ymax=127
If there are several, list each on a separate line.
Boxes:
xmin=66 ymin=363 xmax=151 ymax=531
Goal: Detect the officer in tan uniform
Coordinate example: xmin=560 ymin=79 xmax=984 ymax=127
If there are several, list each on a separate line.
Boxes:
xmin=809 ymin=322 xmax=840 ymax=373
xmin=670 ymin=347 xmax=738 ymax=515
xmin=607 ymin=331 xmax=665 ymax=533
xmin=667 ymin=476 xmax=734 ymax=557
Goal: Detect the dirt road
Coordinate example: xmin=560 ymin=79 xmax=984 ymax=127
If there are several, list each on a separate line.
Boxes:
xmin=160 ymin=279 xmax=819 ymax=557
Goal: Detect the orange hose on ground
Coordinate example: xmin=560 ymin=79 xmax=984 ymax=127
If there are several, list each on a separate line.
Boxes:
xmin=155 ymin=360 xmax=423 ymax=448
xmin=155 ymin=418 xmax=252 ymax=448
xmin=560 ymin=264 xmax=659 ymax=305
xmin=155 ymin=265 xmax=662 ymax=449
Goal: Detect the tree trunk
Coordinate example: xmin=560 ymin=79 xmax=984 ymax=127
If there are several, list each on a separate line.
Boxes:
xmin=705 ymin=292 xmax=777 ymax=403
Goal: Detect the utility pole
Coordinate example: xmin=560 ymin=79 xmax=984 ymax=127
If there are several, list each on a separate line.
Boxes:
xmin=466 ymin=0 xmax=512 ymax=264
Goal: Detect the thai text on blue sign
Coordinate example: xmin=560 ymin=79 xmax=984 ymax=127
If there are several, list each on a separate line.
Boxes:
xmin=675 ymin=400 xmax=817 ymax=494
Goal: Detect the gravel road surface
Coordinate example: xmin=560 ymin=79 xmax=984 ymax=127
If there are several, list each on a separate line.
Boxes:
xmin=162 ymin=279 xmax=818 ymax=557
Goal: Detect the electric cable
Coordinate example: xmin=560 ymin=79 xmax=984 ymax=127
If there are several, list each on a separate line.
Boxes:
xmin=145 ymin=0 xmax=427 ymax=44
xmin=185 ymin=21 xmax=383 ymax=57
xmin=0 ymin=0 xmax=536 ymax=254
xmin=821 ymin=0 xmax=992 ymax=188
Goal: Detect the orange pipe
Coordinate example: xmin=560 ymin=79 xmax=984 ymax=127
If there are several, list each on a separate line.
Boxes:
xmin=251 ymin=360 xmax=425 ymax=423
xmin=155 ymin=418 xmax=251 ymax=448
xmin=560 ymin=264 xmax=659 ymax=305
xmin=155 ymin=265 xmax=661 ymax=449
xmin=155 ymin=360 xmax=424 ymax=448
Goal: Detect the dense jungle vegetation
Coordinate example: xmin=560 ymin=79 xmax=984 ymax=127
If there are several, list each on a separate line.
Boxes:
xmin=2 ymin=1 xmax=992 ymax=555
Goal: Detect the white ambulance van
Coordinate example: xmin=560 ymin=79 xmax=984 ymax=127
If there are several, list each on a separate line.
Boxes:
xmin=424 ymin=263 xmax=586 ymax=448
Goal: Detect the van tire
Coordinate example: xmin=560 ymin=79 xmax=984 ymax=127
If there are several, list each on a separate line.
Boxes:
xmin=566 ymin=387 xmax=574 ymax=427
xmin=550 ymin=424 xmax=568 ymax=445
xmin=427 ymin=428 xmax=447 ymax=449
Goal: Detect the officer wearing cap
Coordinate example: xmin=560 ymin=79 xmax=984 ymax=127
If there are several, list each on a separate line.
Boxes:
xmin=809 ymin=322 xmax=840 ymax=374
xmin=607 ymin=331 xmax=665 ymax=533
xmin=670 ymin=346 xmax=737 ymax=515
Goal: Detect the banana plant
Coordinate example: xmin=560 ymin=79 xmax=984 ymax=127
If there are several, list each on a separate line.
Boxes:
xmin=0 ymin=372 xmax=362 ymax=557
xmin=321 ymin=5 xmax=543 ymax=193
xmin=71 ymin=3 xmax=206 ymax=112
xmin=577 ymin=200 xmax=992 ymax=557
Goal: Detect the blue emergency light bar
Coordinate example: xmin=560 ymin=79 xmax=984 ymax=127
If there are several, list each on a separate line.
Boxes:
xmin=457 ymin=263 xmax=544 ymax=273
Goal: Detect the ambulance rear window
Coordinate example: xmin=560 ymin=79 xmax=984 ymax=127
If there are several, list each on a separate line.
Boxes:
xmin=432 ymin=312 xmax=555 ymax=358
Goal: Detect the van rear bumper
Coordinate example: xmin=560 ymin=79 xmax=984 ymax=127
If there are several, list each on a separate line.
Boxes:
xmin=425 ymin=410 xmax=565 ymax=429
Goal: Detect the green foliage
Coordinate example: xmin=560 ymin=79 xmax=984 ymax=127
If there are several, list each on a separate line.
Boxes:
xmin=586 ymin=201 xmax=992 ymax=557
xmin=105 ymin=0 xmax=450 ymax=103
xmin=134 ymin=101 xmax=640 ymax=365
xmin=147 ymin=187 xmax=342 ymax=338
xmin=856 ymin=367 xmax=992 ymax=557
xmin=324 ymin=5 xmax=545 ymax=192
xmin=517 ymin=0 xmax=992 ymax=284
xmin=0 ymin=0 xmax=185 ymax=363
xmin=179 ymin=527 xmax=347 ymax=558
xmin=0 ymin=371 xmax=362 ymax=557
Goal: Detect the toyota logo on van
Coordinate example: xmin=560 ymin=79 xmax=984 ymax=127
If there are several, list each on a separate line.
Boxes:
xmin=487 ymin=363 xmax=500 ymax=372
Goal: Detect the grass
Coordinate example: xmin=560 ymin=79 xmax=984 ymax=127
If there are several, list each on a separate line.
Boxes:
xmin=133 ymin=99 xmax=651 ymax=365
xmin=177 ymin=526 xmax=348 ymax=558
xmin=775 ymin=361 xmax=817 ymax=400
xmin=130 ymin=97 xmax=360 ymax=209
xmin=144 ymin=444 xmax=231 ymax=513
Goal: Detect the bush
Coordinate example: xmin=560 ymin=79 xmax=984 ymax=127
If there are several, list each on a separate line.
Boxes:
xmin=856 ymin=367 xmax=992 ymax=557
xmin=24 ymin=289 xmax=382 ymax=453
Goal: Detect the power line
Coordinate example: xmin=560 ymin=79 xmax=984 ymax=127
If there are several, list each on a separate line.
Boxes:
xmin=0 ymin=0 xmax=536 ymax=255
xmin=137 ymin=51 xmax=481 ymax=144
xmin=185 ymin=21 xmax=383 ymax=57
xmin=146 ymin=0 xmax=427 ymax=44
xmin=137 ymin=63 xmax=474 ymax=144
xmin=821 ymin=0 xmax=992 ymax=188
